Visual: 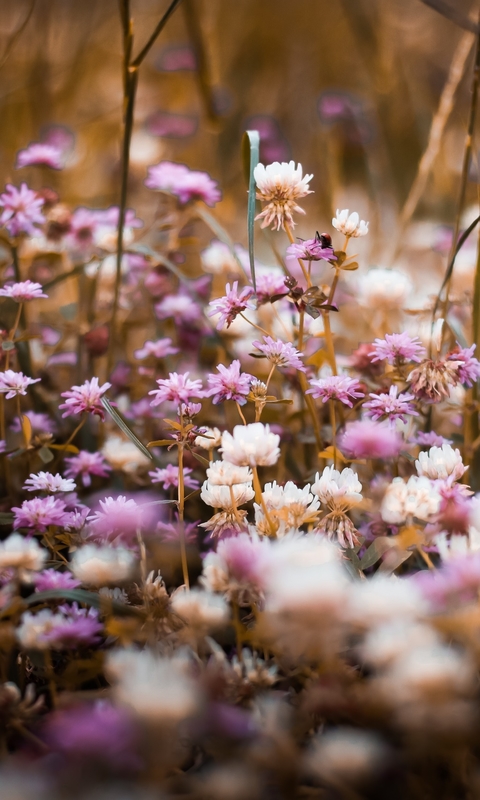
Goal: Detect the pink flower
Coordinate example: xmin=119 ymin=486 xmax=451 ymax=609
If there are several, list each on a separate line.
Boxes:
xmin=149 ymin=463 xmax=199 ymax=490
xmin=413 ymin=431 xmax=452 ymax=447
xmin=306 ymin=375 xmax=364 ymax=407
xmin=24 ymin=472 xmax=76 ymax=493
xmin=12 ymin=496 xmax=68 ymax=531
xmin=0 ymin=280 xmax=47 ymax=302
xmin=145 ymin=161 xmax=221 ymax=206
xmin=448 ymin=343 xmax=480 ymax=387
xmin=363 ymin=385 xmax=418 ymax=423
xmin=34 ymin=568 xmax=81 ymax=592
xmin=370 ymin=332 xmax=426 ymax=365
xmin=155 ymin=293 xmax=203 ymax=324
xmin=59 ymin=377 xmax=111 ymax=418
xmin=252 ymin=335 xmax=306 ymax=371
xmin=16 ymin=142 xmax=64 ymax=170
xmin=10 ymin=411 xmax=56 ymax=434
xmin=134 ymin=338 xmax=178 ymax=360
xmin=157 ymin=515 xmax=198 ymax=543
xmin=44 ymin=702 xmax=136 ymax=766
xmin=0 ymin=370 xmax=40 ymax=399
xmin=286 ymin=233 xmax=336 ymax=262
xmin=149 ymin=372 xmax=204 ymax=407
xmin=340 ymin=419 xmax=404 ymax=459
xmin=208 ymin=282 xmax=255 ymax=329
xmin=44 ymin=603 xmax=103 ymax=648
xmin=64 ymin=451 xmax=112 ymax=487
xmin=0 ymin=183 xmax=45 ymax=237
xmin=252 ymin=272 xmax=288 ymax=305
xmin=87 ymin=495 xmax=143 ymax=544
xmin=67 ymin=208 xmax=99 ymax=252
xmin=205 ymin=360 xmax=253 ymax=405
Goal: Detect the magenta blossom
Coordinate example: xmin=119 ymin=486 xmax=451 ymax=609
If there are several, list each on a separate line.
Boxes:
xmin=145 ymin=160 xmax=221 ymax=206
xmin=253 ymin=272 xmax=289 ymax=305
xmin=413 ymin=431 xmax=453 ymax=447
xmin=0 ymin=183 xmax=45 ymax=237
xmin=340 ymin=419 xmax=404 ymax=459
xmin=448 ymin=343 xmax=480 ymax=387
xmin=370 ymin=332 xmax=426 ymax=365
xmin=157 ymin=515 xmax=198 ymax=543
xmin=306 ymin=375 xmax=364 ymax=407
xmin=363 ymin=385 xmax=418 ymax=423
xmin=149 ymin=463 xmax=199 ymax=490
xmin=10 ymin=411 xmax=56 ymax=435
xmin=149 ymin=371 xmax=204 ymax=407
xmin=0 ymin=280 xmax=47 ymax=302
xmin=205 ymin=360 xmax=253 ymax=405
xmin=155 ymin=292 xmax=203 ymax=324
xmin=12 ymin=496 xmax=68 ymax=531
xmin=87 ymin=495 xmax=144 ymax=544
xmin=16 ymin=142 xmax=64 ymax=170
xmin=286 ymin=234 xmax=336 ymax=262
xmin=59 ymin=377 xmax=111 ymax=418
xmin=67 ymin=207 xmax=99 ymax=252
xmin=44 ymin=603 xmax=103 ymax=648
xmin=64 ymin=451 xmax=112 ymax=487
xmin=208 ymin=282 xmax=255 ymax=329
xmin=34 ymin=568 xmax=81 ymax=592
xmin=0 ymin=370 xmax=40 ymax=399
xmin=134 ymin=338 xmax=178 ymax=360
xmin=252 ymin=335 xmax=306 ymax=371
xmin=23 ymin=472 xmax=76 ymax=493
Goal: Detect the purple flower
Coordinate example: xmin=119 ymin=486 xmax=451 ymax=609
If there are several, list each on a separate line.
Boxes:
xmin=59 ymin=377 xmax=111 ymax=418
xmin=134 ymin=338 xmax=178 ymax=360
xmin=157 ymin=515 xmax=198 ymax=543
xmin=34 ymin=568 xmax=81 ymax=592
xmin=10 ymin=411 xmax=56 ymax=435
xmin=363 ymin=385 xmax=419 ymax=423
xmin=44 ymin=602 xmax=103 ymax=647
xmin=413 ymin=431 xmax=453 ymax=447
xmin=155 ymin=292 xmax=203 ymax=324
xmin=149 ymin=371 xmax=204 ymax=407
xmin=87 ymin=495 xmax=144 ymax=544
xmin=253 ymin=272 xmax=288 ymax=305
xmin=12 ymin=496 xmax=68 ymax=531
xmin=286 ymin=234 xmax=336 ymax=262
xmin=0 ymin=183 xmax=45 ymax=237
xmin=205 ymin=360 xmax=253 ymax=405
xmin=64 ymin=451 xmax=111 ymax=487
xmin=23 ymin=472 xmax=76 ymax=493
xmin=16 ymin=142 xmax=64 ymax=170
xmin=149 ymin=463 xmax=199 ymax=490
xmin=0 ymin=280 xmax=47 ymax=302
xmin=340 ymin=419 xmax=404 ymax=459
xmin=208 ymin=282 xmax=255 ymax=329
xmin=0 ymin=370 xmax=40 ymax=399
xmin=306 ymin=375 xmax=364 ymax=407
xmin=370 ymin=332 xmax=426 ymax=365
xmin=252 ymin=335 xmax=306 ymax=371
xmin=145 ymin=160 xmax=221 ymax=206
xmin=67 ymin=207 xmax=99 ymax=252
xmin=448 ymin=343 xmax=480 ymax=387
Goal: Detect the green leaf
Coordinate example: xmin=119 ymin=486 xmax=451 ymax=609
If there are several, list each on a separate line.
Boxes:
xmin=27 ymin=588 xmax=145 ymax=617
xmin=242 ymin=130 xmax=260 ymax=292
xmin=101 ymin=397 xmax=154 ymax=462
xmin=359 ymin=537 xmax=395 ymax=570
xmin=194 ymin=206 xmax=248 ymax=278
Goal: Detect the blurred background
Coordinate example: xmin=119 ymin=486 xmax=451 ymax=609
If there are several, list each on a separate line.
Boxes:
xmin=0 ymin=0 xmax=478 ymax=266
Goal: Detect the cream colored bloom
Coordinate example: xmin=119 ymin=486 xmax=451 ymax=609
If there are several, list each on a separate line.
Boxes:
xmin=101 ymin=435 xmax=150 ymax=474
xmin=358 ymin=268 xmax=412 ymax=310
xmin=221 ymin=423 xmax=280 ymax=467
xmin=415 ymin=444 xmax=467 ymax=482
xmin=0 ymin=533 xmax=46 ymax=573
xmin=312 ymin=466 xmax=363 ymax=510
xmin=206 ymin=460 xmax=253 ymax=486
xmin=255 ymin=481 xmax=319 ymax=535
xmin=171 ymin=588 xmax=229 ymax=632
xmin=254 ymin=161 xmax=313 ymax=231
xmin=71 ymin=543 xmax=135 ymax=586
xmin=200 ymin=480 xmax=254 ymax=510
xmin=16 ymin=609 xmax=56 ymax=650
xmin=194 ymin=427 xmax=222 ymax=450
xmin=380 ymin=475 xmax=440 ymax=525
xmin=332 ymin=209 xmax=369 ymax=238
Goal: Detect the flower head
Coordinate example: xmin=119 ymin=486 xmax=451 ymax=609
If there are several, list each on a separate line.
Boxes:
xmin=23 ymin=472 xmax=76 ymax=493
xmin=59 ymin=377 xmax=111 ymax=418
xmin=208 ymin=282 xmax=255 ymax=329
xmin=64 ymin=451 xmax=111 ymax=487
xmin=0 ymin=281 xmax=47 ymax=302
xmin=286 ymin=233 xmax=336 ymax=261
xmin=33 ymin=568 xmax=81 ymax=592
xmin=0 ymin=533 xmax=47 ymax=573
xmin=254 ymin=161 xmax=313 ymax=230
xmin=17 ymin=605 xmax=102 ymax=649
xmin=149 ymin=371 xmax=204 ymax=407
xmin=221 ymin=423 xmax=281 ymax=467
xmin=340 ymin=419 xmax=404 ymax=459
xmin=448 ymin=343 xmax=480 ymax=387
xmin=0 ymin=370 xmax=40 ymax=399
xmin=134 ymin=338 xmax=178 ymax=360
xmin=253 ymin=271 xmax=289 ymax=305
xmin=307 ymin=375 xmax=364 ymax=407
xmin=149 ymin=463 xmax=199 ymax=490
xmin=255 ymin=481 xmax=320 ymax=535
xmin=87 ymin=495 xmax=144 ymax=544
xmin=312 ymin=466 xmax=363 ymax=510
xmin=252 ymin=335 xmax=306 ymax=371
xmin=408 ymin=359 xmax=461 ymax=403
xmin=0 ymin=183 xmax=45 ymax=236
xmin=332 ymin=209 xmax=369 ymax=238
xmin=205 ymin=360 xmax=253 ymax=405
xmin=145 ymin=161 xmax=221 ymax=206
xmin=12 ymin=496 xmax=68 ymax=531
xmin=16 ymin=142 xmax=64 ymax=170
xmin=416 ymin=444 xmax=467 ymax=482
xmin=155 ymin=292 xmax=202 ymax=324
xmin=370 ymin=333 xmax=426 ymax=364
xmin=206 ymin=460 xmax=253 ymax=486
xmin=364 ymin=385 xmax=418 ymax=423
xmin=381 ymin=475 xmax=441 ymax=525
xmin=71 ymin=544 xmax=135 ymax=586
xmin=201 ymin=481 xmax=255 ymax=510
xmin=414 ymin=431 xmax=453 ymax=447
xmin=194 ymin=427 xmax=222 ymax=450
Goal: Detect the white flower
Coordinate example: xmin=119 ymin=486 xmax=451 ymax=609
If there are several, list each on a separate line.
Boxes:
xmin=206 ymin=460 xmax=253 ymax=486
xmin=307 ymin=729 xmax=389 ymax=786
xmin=332 ymin=209 xmax=369 ymax=238
xmin=221 ymin=423 xmax=280 ymax=467
xmin=101 ymin=435 xmax=150 ymax=474
xmin=357 ymin=267 xmax=412 ymax=310
xmin=380 ymin=475 xmax=441 ymax=525
xmin=312 ymin=466 xmax=363 ymax=510
xmin=23 ymin=472 xmax=76 ymax=493
xmin=360 ymin=621 xmax=441 ymax=669
xmin=16 ymin=609 xmax=56 ymax=650
xmin=200 ymin=480 xmax=254 ymax=510
xmin=0 ymin=533 xmax=46 ymax=572
xmin=255 ymin=481 xmax=319 ymax=535
xmin=346 ymin=575 xmax=427 ymax=627
xmin=194 ymin=427 xmax=222 ymax=450
xmin=71 ymin=543 xmax=135 ymax=586
xmin=106 ymin=649 xmax=199 ymax=723
xmin=434 ymin=528 xmax=480 ymax=562
xmin=171 ymin=588 xmax=229 ymax=632
xmin=385 ymin=644 xmax=474 ymax=702
xmin=254 ymin=161 xmax=313 ymax=231
xmin=416 ymin=444 xmax=467 ymax=482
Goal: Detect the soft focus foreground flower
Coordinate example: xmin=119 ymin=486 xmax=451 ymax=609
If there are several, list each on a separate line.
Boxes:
xmin=17 ymin=605 xmax=102 ymax=649
xmin=332 ymin=209 xmax=369 ymax=238
xmin=307 ymin=728 xmax=390 ymax=787
xmin=87 ymin=495 xmax=144 ymax=543
xmin=381 ymin=475 xmax=441 ymax=524
xmin=0 ymin=533 xmax=46 ymax=573
xmin=312 ymin=466 xmax=363 ymax=510
xmin=0 ymin=370 xmax=40 ymax=398
xmin=134 ymin=338 xmax=178 ymax=360
xmin=358 ymin=268 xmax=412 ymax=310
xmin=64 ymin=450 xmax=111 ymax=487
xmin=71 ymin=544 xmax=135 ymax=586
xmin=0 ymin=183 xmax=45 ymax=236
xmin=205 ymin=360 xmax=253 ymax=404
xmin=33 ymin=568 xmax=80 ymax=592
xmin=340 ymin=419 xmax=404 ymax=459
xmin=171 ymin=587 xmax=229 ymax=633
xmin=149 ymin=463 xmax=199 ymax=490
xmin=12 ymin=496 xmax=68 ymax=531
xmin=23 ymin=472 xmax=76 ymax=493
xmin=149 ymin=371 xmax=204 ymax=407
xmin=252 ymin=336 xmax=306 ymax=371
xmin=59 ymin=377 xmax=111 ymax=418
xmin=254 ymin=161 xmax=313 ymax=230
xmin=0 ymin=280 xmax=47 ymax=302
xmin=370 ymin=332 xmax=426 ymax=364
xmin=208 ymin=282 xmax=255 ymax=329
xmin=145 ymin=160 xmax=221 ymax=206
xmin=307 ymin=374 xmax=364 ymax=406
xmin=415 ymin=444 xmax=467 ymax=482
xmin=364 ymin=385 xmax=418 ymax=422
xmin=201 ymin=532 xmax=271 ymax=604
xmin=16 ymin=142 xmax=64 ymax=170
xmin=221 ymin=423 xmax=281 ymax=467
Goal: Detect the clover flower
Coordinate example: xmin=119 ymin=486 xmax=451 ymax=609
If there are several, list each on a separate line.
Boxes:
xmin=134 ymin=338 xmax=179 ymax=360
xmin=255 ymin=481 xmax=320 ymax=535
xmin=171 ymin=588 xmax=229 ymax=634
xmin=200 ymin=532 xmax=271 ymax=604
xmin=59 ymin=377 xmax=111 ymax=418
xmin=155 ymin=293 xmax=203 ymax=324
xmin=253 ymin=271 xmax=289 ymax=304
xmin=208 ymin=282 xmax=255 ymax=329
xmin=364 ymin=385 xmax=418 ymax=423
xmin=340 ymin=419 xmax=404 ymax=459
xmin=252 ymin=335 xmax=306 ymax=371
xmin=149 ymin=463 xmax=199 ymax=490
xmin=221 ymin=423 xmax=281 ymax=467
xmin=254 ymin=161 xmax=313 ymax=230
xmin=0 ymin=533 xmax=47 ymax=573
xmin=414 ymin=431 xmax=453 ymax=447
xmin=286 ymin=233 xmax=336 ymax=261
xmin=64 ymin=451 xmax=111 ymax=487
xmin=370 ymin=332 xmax=426 ymax=364
xmin=408 ymin=358 xmax=461 ymax=403
xmin=448 ymin=343 xmax=480 ymax=387
xmin=312 ymin=466 xmax=363 ymax=510
xmin=0 ymin=183 xmax=45 ymax=236
xmin=206 ymin=461 xmax=253 ymax=486
xmin=200 ymin=481 xmax=255 ymax=510
xmin=17 ymin=605 xmax=102 ymax=650
xmin=12 ymin=496 xmax=68 ymax=531
xmin=307 ymin=374 xmax=364 ymax=407
xmin=145 ymin=161 xmax=221 ymax=206
xmin=415 ymin=444 xmax=467 ymax=483
xmin=71 ymin=543 xmax=136 ymax=586
xmin=0 ymin=370 xmax=40 ymax=399
xmin=101 ymin=436 xmax=150 ymax=474
xmin=0 ymin=281 xmax=47 ymax=302
xmin=194 ymin=427 xmax=222 ymax=450
xmin=33 ymin=568 xmax=81 ymax=592
xmin=16 ymin=142 xmax=64 ymax=170
xmin=332 ymin=209 xmax=369 ymax=238
xmin=23 ymin=472 xmax=76 ymax=493
xmin=381 ymin=475 xmax=441 ymax=525
xmin=87 ymin=495 xmax=144 ymax=544
xmin=149 ymin=371 xmax=204 ymax=407
xmin=205 ymin=360 xmax=253 ymax=405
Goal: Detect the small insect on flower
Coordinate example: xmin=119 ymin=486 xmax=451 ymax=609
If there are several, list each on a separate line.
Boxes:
xmin=254 ymin=161 xmax=313 ymax=231
xmin=286 ymin=231 xmax=336 ymax=262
